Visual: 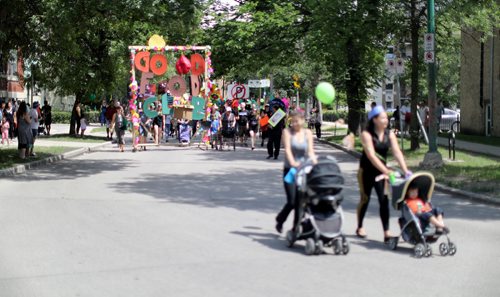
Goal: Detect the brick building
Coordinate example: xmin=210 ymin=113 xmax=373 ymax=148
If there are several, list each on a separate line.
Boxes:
xmin=460 ymin=27 xmax=499 ymax=137
xmin=0 ymin=49 xmax=25 ymax=99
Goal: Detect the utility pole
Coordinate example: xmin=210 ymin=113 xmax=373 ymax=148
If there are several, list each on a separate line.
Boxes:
xmin=421 ymin=0 xmax=443 ymax=168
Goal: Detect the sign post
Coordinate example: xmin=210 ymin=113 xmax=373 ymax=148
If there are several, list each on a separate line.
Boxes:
xmin=421 ymin=0 xmax=443 ymax=167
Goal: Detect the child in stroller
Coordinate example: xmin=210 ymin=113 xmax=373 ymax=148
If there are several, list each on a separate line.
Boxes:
xmin=285 ymin=156 xmax=349 ymax=256
xmin=388 ymin=172 xmax=456 ymax=258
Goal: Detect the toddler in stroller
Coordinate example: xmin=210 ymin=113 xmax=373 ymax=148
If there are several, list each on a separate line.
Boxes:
xmin=388 ymin=172 xmax=456 ymax=258
xmin=285 ymin=156 xmax=349 ymax=256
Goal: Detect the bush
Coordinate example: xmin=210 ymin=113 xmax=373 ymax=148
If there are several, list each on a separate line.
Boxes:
xmin=52 ymin=110 xmax=101 ymax=124
xmin=323 ymin=110 xmax=348 ymax=122
xmin=52 ymin=111 xmax=71 ymax=124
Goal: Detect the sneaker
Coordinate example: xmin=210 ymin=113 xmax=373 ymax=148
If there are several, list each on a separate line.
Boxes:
xmin=266 ymin=155 xmax=272 ymax=159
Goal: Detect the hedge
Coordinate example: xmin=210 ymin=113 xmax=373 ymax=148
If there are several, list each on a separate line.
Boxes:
xmin=322 ymin=110 xmax=348 ymax=122
xmin=52 ymin=111 xmax=101 ymax=124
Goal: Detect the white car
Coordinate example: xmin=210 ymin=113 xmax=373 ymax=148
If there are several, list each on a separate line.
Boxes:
xmin=440 ymin=108 xmax=460 ymax=132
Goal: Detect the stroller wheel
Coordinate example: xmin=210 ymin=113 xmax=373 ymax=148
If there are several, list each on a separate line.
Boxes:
xmin=314 ymin=240 xmax=324 ymax=255
xmin=305 ymin=238 xmax=316 ymax=255
xmin=388 ymin=237 xmax=398 ymax=250
xmin=448 ymin=242 xmax=457 ymax=256
xmin=439 ymin=242 xmax=449 ymax=256
xmin=286 ymin=230 xmax=296 ymax=248
xmin=425 ymin=245 xmax=433 ymax=257
xmin=341 ymin=239 xmax=350 ymax=255
xmin=414 ymin=243 xmax=425 ymax=258
xmin=333 ymin=239 xmax=342 ymax=255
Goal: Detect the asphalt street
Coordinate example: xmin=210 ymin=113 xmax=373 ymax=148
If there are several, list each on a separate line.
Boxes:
xmin=0 ymin=141 xmax=499 ymax=297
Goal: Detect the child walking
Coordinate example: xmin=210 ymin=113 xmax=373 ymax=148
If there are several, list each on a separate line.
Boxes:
xmin=80 ymin=115 xmax=87 ymax=138
xmin=1 ymin=117 xmax=10 ymax=145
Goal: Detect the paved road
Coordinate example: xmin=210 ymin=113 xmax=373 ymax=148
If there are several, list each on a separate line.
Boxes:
xmin=0 ymin=141 xmax=499 ymax=297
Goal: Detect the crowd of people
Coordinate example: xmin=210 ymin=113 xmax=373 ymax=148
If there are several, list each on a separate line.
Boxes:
xmin=0 ymin=98 xmax=52 ymax=159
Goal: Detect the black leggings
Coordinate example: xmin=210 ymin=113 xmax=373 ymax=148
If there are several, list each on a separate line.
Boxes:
xmin=267 ymin=131 xmax=282 ymax=158
xmin=356 ymin=167 xmax=390 ymax=231
xmin=276 ymin=167 xmax=301 ymax=230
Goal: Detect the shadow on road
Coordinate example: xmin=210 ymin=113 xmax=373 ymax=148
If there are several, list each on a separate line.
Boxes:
xmin=3 ymin=158 xmax=136 ymax=181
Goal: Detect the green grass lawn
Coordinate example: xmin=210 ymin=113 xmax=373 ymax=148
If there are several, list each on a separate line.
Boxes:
xmin=0 ymin=146 xmax=74 ymax=170
xmin=38 ymin=134 xmax=108 ymax=143
xmin=326 ymin=135 xmax=500 ymax=195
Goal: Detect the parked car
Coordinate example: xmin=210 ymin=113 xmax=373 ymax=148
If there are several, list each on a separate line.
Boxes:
xmin=440 ymin=108 xmax=460 ymax=132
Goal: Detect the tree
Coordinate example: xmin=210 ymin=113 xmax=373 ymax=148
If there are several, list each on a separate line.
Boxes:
xmin=2 ymin=0 xmax=206 ymax=135
xmin=207 ymin=0 xmax=400 ymax=133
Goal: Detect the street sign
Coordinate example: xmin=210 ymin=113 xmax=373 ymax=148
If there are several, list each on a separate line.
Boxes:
xmin=396 ymin=58 xmax=405 ymax=74
xmin=248 ymin=79 xmax=270 ymax=88
xmin=424 ymin=33 xmax=435 ymax=51
xmin=227 ymin=83 xmax=250 ymax=100
xmin=424 ymin=51 xmax=435 ymax=63
xmin=386 ymin=59 xmax=396 ymax=74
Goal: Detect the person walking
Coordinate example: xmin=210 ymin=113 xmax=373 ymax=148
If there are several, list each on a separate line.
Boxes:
xmin=313 ymin=108 xmax=322 ymax=139
xmin=266 ymin=105 xmax=285 ymax=160
xmin=29 ymin=102 xmax=40 ymax=156
xmin=248 ymin=106 xmax=259 ymax=150
xmin=275 ymin=111 xmax=317 ymax=233
xmin=112 ymin=106 xmax=126 ymax=152
xmin=356 ymin=106 xmax=411 ymax=243
xmin=152 ymin=104 xmax=164 ymax=145
xmin=16 ymin=101 xmax=33 ymax=159
xmin=42 ymin=100 xmax=52 ymax=136
xmin=5 ymin=100 xmax=15 ymax=140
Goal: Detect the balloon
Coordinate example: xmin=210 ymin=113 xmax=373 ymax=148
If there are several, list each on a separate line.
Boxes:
xmin=315 ymin=82 xmax=335 ymax=104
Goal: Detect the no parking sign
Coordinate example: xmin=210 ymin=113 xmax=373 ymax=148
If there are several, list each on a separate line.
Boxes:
xmin=227 ymin=84 xmax=250 ymax=100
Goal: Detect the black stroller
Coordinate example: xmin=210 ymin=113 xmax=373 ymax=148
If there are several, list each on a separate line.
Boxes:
xmin=387 ymin=172 xmax=457 ymax=258
xmin=286 ymin=156 xmax=349 ymax=255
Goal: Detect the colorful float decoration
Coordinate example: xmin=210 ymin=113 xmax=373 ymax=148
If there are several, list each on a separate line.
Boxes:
xmin=127 ymin=35 xmax=213 ymax=147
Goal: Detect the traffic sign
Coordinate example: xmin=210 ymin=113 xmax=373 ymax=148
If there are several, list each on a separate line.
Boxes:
xmin=396 ymin=58 xmax=405 ymax=74
xmin=227 ymin=83 xmax=250 ymax=99
xmin=248 ymin=79 xmax=270 ymax=88
xmin=386 ymin=59 xmax=395 ymax=74
xmin=424 ymin=33 xmax=435 ymax=51
xmin=424 ymin=51 xmax=435 ymax=63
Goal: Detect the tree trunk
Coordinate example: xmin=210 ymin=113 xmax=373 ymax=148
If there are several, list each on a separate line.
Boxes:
xmin=410 ymin=0 xmax=420 ymax=150
xmin=346 ymin=38 xmax=365 ymax=135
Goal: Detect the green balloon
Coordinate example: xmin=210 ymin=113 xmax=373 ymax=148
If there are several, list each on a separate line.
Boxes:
xmin=315 ymin=82 xmax=335 ymax=104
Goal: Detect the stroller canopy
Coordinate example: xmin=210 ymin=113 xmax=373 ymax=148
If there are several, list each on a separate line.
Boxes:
xmin=297 ymin=156 xmax=344 ymax=196
xmin=391 ymin=172 xmax=435 ymax=210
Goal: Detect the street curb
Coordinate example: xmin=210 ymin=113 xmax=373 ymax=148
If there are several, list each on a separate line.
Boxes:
xmin=318 ymin=139 xmax=500 ymax=207
xmin=0 ymin=141 xmax=112 ymax=178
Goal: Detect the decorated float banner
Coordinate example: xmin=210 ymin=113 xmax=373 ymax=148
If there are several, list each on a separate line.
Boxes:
xmin=128 ymin=35 xmax=213 ymax=121
xmin=227 ymin=83 xmax=250 ymax=100
xmin=268 ymin=108 xmax=286 ymax=127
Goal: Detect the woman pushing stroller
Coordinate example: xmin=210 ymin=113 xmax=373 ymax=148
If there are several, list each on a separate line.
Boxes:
xmin=275 ymin=111 xmax=317 ymax=234
xmin=356 ymin=106 xmax=411 ymax=243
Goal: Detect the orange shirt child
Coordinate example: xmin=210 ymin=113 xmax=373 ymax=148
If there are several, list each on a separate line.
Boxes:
xmin=406 ymin=197 xmax=432 ymax=214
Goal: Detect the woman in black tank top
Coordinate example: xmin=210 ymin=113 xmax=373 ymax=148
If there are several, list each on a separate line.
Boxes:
xmin=356 ymin=106 xmax=410 ymax=243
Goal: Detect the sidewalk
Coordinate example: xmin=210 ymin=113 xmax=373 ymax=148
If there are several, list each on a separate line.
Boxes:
xmin=437 ymin=137 xmax=500 ymax=158
xmin=0 ymin=123 xmax=111 ymax=177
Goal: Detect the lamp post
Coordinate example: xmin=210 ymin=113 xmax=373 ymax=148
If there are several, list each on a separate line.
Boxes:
xmin=421 ymin=0 xmax=443 ymax=167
